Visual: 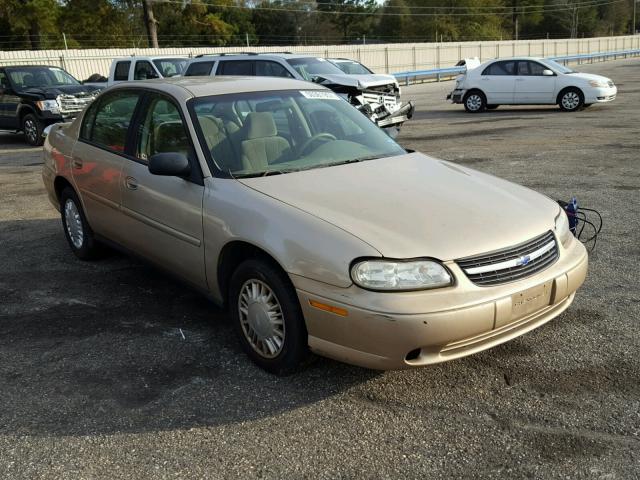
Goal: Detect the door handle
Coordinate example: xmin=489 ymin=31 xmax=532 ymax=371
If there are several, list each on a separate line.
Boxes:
xmin=125 ymin=176 xmax=138 ymax=190
xmin=516 ymin=78 xmax=525 ymax=81
xmin=72 ymin=158 xmax=83 ymax=169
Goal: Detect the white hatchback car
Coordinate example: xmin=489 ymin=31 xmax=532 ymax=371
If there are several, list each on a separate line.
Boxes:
xmin=448 ymin=57 xmax=617 ymax=112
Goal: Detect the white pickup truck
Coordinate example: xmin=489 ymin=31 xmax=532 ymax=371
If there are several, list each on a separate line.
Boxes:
xmin=84 ymin=56 xmax=189 ymax=88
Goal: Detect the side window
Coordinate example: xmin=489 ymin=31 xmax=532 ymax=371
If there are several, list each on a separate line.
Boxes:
xmin=482 ymin=61 xmax=515 ymax=76
xmin=0 ymin=70 xmax=9 ymax=89
xmin=87 ymin=91 xmax=140 ymax=153
xmin=134 ymin=61 xmax=159 ymax=80
xmin=185 ymin=61 xmax=214 ymax=76
xmin=137 ymin=95 xmax=192 ymax=162
xmin=114 ymin=61 xmax=131 ymax=81
xmin=80 ymin=101 xmax=99 ymax=140
xmin=517 ymin=61 xmax=547 ymax=76
xmin=217 ymin=61 xmax=254 ymax=76
xmin=255 ymin=61 xmax=293 ymax=78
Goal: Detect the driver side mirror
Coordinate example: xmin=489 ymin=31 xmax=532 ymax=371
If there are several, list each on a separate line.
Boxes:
xmin=148 ymin=152 xmax=191 ymax=177
xmin=542 ymin=69 xmax=555 ymax=76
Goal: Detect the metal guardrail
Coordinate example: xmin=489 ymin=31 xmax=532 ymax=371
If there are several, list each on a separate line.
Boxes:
xmin=393 ymin=48 xmax=640 ymax=86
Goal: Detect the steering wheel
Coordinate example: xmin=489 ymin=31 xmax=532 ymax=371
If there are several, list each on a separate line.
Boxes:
xmin=299 ymin=133 xmax=337 ymax=156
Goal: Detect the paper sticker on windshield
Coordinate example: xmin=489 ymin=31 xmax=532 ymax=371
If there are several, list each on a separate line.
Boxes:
xmin=300 ymin=90 xmax=340 ymax=100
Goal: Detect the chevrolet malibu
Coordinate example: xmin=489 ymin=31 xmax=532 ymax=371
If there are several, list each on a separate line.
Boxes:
xmin=42 ymin=77 xmax=588 ymax=374
xmin=448 ymin=56 xmax=616 ymax=112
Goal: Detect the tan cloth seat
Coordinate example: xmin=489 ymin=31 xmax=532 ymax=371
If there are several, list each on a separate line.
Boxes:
xmin=240 ymin=112 xmax=291 ymax=171
xmin=198 ymin=115 xmax=241 ymax=170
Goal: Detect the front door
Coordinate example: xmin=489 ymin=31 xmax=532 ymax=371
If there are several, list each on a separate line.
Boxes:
xmin=514 ymin=61 xmax=557 ymax=104
xmin=119 ymin=92 xmax=206 ymax=288
xmin=71 ymin=89 xmax=142 ymax=243
xmin=0 ymin=69 xmax=21 ymax=129
xmin=479 ymin=60 xmax=516 ymax=104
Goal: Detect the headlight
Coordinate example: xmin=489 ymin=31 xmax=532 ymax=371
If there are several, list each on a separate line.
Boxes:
xmin=35 ymin=99 xmax=60 ymax=114
xmin=555 ymin=209 xmax=573 ymax=247
xmin=351 ymin=259 xmax=453 ymax=291
xmin=588 ymin=80 xmax=609 ymax=88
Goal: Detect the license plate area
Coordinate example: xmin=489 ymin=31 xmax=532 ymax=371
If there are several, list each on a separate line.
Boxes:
xmin=511 ymin=282 xmax=551 ymax=321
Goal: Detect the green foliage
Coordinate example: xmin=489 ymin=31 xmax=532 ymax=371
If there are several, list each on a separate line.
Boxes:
xmin=0 ymin=0 xmax=634 ymax=50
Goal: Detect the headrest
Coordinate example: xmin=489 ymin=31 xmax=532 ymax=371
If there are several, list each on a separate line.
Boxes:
xmin=245 ymin=112 xmax=277 ymax=139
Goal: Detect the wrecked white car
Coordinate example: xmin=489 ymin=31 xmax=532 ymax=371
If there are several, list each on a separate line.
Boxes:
xmin=184 ymin=53 xmax=414 ymax=136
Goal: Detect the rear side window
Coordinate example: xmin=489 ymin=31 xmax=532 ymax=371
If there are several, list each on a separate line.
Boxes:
xmin=114 ymin=61 xmax=131 ymax=81
xmin=217 ymin=61 xmax=253 ymax=76
xmin=81 ymin=90 xmax=140 ymax=153
xmin=255 ymin=61 xmax=293 ymax=78
xmin=482 ymin=61 xmax=515 ymax=76
xmin=185 ymin=61 xmax=214 ymax=76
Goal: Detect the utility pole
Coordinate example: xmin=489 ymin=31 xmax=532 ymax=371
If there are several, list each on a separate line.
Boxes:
xmin=634 ymin=0 xmax=637 ymax=34
xmin=515 ymin=17 xmax=519 ymax=41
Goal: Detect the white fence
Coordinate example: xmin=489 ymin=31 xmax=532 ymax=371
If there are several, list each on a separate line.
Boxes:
xmin=1 ymin=35 xmax=639 ymax=80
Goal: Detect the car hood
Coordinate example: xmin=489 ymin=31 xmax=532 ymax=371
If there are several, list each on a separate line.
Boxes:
xmin=20 ymin=84 xmax=101 ymax=100
xmin=565 ymin=72 xmax=612 ymax=84
xmin=239 ymin=152 xmax=559 ymax=260
xmin=317 ymin=74 xmax=398 ymax=90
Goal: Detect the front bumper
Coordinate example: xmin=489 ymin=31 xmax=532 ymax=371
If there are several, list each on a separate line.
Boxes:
xmin=293 ymin=237 xmax=588 ymax=370
xmin=584 ymin=85 xmax=617 ymax=104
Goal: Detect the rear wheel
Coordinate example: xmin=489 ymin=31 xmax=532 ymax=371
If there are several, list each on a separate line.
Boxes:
xmin=23 ymin=113 xmax=44 ymax=146
xmin=463 ymin=91 xmax=486 ymax=113
xmin=229 ymin=258 xmax=309 ymax=375
xmin=559 ymin=88 xmax=584 ymax=112
xmin=60 ymin=187 xmax=104 ymax=260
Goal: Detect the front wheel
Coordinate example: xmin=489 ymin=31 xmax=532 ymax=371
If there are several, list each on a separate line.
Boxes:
xmin=463 ymin=91 xmax=486 ymax=113
xmin=23 ymin=113 xmax=44 ymax=146
xmin=229 ymin=258 xmax=309 ymax=375
xmin=60 ymin=187 xmax=104 ymax=260
xmin=559 ymin=88 xmax=584 ymax=112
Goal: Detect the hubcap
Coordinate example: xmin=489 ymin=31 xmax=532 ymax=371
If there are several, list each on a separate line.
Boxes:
xmin=238 ymin=279 xmax=285 ymax=359
xmin=64 ymin=198 xmax=84 ymax=249
xmin=562 ymin=92 xmax=580 ymax=110
xmin=466 ymin=94 xmax=482 ymax=111
xmin=24 ymin=119 xmax=37 ymax=142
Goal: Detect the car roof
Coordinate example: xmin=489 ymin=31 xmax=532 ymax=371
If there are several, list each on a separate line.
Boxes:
xmin=112 ymin=56 xmax=188 ymax=61
xmin=109 ymin=76 xmax=323 ymax=100
xmin=189 ymin=53 xmax=321 ymax=62
xmin=2 ymin=65 xmax=65 ymax=69
xmin=485 ymin=56 xmax=544 ymax=63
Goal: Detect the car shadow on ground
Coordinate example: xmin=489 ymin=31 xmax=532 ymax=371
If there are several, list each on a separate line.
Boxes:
xmin=0 ymin=218 xmax=379 ymax=437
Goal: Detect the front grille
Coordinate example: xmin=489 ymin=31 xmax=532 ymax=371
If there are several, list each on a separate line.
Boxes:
xmin=361 ymin=92 xmax=398 ymax=110
xmin=59 ymin=93 xmax=97 ymax=114
xmin=456 ymin=231 xmax=558 ymax=286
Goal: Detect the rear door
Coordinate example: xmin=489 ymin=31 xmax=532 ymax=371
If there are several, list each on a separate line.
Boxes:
xmin=514 ymin=60 xmax=557 ymax=104
xmin=71 ymin=89 xmax=142 ymax=242
xmin=478 ymin=61 xmax=516 ymax=104
xmin=119 ymin=91 xmax=206 ymax=288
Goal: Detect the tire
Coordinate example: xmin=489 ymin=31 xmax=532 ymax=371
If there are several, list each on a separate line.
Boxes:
xmin=463 ymin=90 xmax=486 ymax=113
xmin=60 ymin=187 xmax=104 ymax=260
xmin=486 ymin=105 xmax=499 ymax=110
xmin=229 ymin=258 xmax=309 ymax=375
xmin=558 ymin=88 xmax=584 ymax=112
xmin=22 ymin=113 xmax=44 ymax=146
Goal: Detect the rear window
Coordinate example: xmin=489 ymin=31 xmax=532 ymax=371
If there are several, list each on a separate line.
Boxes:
xmin=113 ymin=61 xmax=131 ymax=81
xmin=185 ymin=61 xmax=214 ymax=76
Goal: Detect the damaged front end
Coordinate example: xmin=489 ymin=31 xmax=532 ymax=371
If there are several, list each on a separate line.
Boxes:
xmin=314 ymin=75 xmax=415 ymax=137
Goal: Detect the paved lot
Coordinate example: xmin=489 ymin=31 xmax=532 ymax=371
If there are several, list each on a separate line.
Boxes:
xmin=1 ymin=58 xmax=639 ymax=479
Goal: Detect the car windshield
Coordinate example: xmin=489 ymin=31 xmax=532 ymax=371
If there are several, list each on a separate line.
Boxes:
xmin=542 ymin=59 xmax=575 ymax=74
xmin=7 ymin=67 xmax=79 ymax=90
xmin=286 ymin=57 xmax=345 ymax=81
xmin=333 ymin=60 xmax=372 ymax=75
xmin=191 ymin=89 xmax=406 ymax=178
xmin=153 ymin=58 xmax=188 ymax=77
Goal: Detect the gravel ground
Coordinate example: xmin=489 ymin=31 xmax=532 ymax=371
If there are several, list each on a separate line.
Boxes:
xmin=0 ymin=58 xmax=639 ymax=479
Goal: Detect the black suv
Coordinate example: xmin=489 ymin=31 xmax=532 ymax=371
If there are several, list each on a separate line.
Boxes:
xmin=0 ymin=65 xmax=100 ymax=146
